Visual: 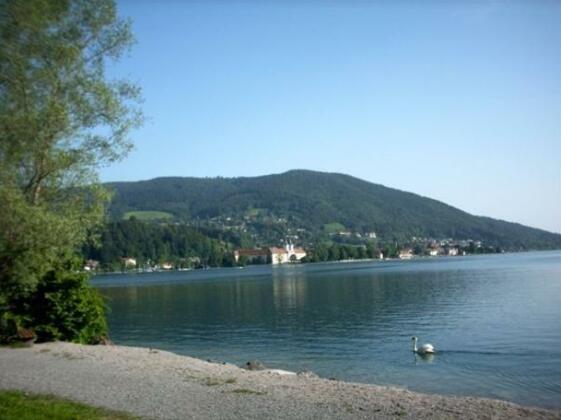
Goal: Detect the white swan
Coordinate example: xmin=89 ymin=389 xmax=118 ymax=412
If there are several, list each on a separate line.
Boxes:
xmin=412 ymin=336 xmax=435 ymax=354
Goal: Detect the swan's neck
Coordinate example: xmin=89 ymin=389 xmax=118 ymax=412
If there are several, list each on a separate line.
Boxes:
xmin=412 ymin=338 xmax=417 ymax=352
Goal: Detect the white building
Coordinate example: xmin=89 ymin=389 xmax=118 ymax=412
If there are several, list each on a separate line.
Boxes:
xmin=161 ymin=262 xmax=173 ymax=270
xmin=122 ymin=257 xmax=137 ymax=268
xmin=398 ymin=249 xmax=414 ymax=260
xmin=269 ymin=243 xmax=306 ymax=265
xmin=84 ymin=259 xmax=99 ymax=271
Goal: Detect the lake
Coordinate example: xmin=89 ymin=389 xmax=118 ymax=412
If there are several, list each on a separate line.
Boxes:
xmin=92 ymin=251 xmax=561 ymax=409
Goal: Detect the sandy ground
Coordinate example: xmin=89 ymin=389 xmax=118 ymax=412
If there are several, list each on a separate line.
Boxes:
xmin=0 ymin=342 xmax=559 ymax=420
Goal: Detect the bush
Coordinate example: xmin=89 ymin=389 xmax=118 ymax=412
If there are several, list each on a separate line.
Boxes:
xmin=1 ymin=258 xmax=108 ymax=345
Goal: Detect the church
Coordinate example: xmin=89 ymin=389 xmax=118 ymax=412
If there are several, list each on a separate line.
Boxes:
xmin=234 ymin=242 xmax=306 ymax=265
xmin=268 ymin=243 xmax=307 ymax=265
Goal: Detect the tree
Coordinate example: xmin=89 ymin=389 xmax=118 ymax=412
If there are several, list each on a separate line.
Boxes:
xmin=413 ymin=244 xmax=425 ymax=256
xmin=356 ymin=246 xmax=366 ymax=259
xmin=328 ymin=245 xmax=340 ymax=261
xmin=0 ymin=0 xmax=142 ymax=343
xmin=313 ymin=243 xmax=329 ymax=262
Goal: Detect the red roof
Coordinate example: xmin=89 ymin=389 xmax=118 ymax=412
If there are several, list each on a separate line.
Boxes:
xmin=268 ymin=247 xmax=287 ymax=254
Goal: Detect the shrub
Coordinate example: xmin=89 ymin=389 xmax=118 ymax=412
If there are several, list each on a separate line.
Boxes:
xmin=1 ymin=258 xmax=108 ymax=345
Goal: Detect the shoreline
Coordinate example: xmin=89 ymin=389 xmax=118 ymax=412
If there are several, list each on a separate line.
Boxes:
xmin=90 ymin=250 xmax=560 ymax=276
xmin=1 ymin=342 xmax=559 ymax=419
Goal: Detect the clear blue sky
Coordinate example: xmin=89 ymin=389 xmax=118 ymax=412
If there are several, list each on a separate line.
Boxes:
xmin=102 ymin=0 xmax=561 ymax=233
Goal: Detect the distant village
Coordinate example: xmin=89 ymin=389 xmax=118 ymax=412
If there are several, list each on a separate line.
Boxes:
xmin=395 ymin=237 xmax=484 ymax=259
xmin=84 ymin=233 xmax=497 ymax=273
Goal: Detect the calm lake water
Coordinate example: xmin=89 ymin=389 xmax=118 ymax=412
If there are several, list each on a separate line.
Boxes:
xmin=93 ymin=251 xmax=561 ymax=409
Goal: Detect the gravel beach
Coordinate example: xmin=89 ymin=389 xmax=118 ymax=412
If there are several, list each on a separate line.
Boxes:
xmin=1 ymin=342 xmax=559 ymax=419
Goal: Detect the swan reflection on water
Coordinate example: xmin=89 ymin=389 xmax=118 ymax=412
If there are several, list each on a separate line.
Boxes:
xmin=414 ymin=352 xmax=436 ymax=364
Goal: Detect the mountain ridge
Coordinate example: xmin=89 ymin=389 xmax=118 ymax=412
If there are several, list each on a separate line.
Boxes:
xmin=106 ymin=169 xmax=561 ymax=250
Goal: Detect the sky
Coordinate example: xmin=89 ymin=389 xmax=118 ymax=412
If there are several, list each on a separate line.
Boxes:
xmin=102 ymin=0 xmax=561 ymax=233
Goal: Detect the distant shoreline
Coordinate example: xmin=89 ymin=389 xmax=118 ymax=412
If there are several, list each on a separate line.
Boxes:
xmin=1 ymin=342 xmax=559 ymax=419
xmin=90 ymin=250 xmax=560 ymax=277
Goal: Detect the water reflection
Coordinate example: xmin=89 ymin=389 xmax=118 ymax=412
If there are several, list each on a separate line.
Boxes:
xmin=272 ymin=268 xmax=308 ymax=310
xmin=415 ymin=353 xmax=436 ymax=364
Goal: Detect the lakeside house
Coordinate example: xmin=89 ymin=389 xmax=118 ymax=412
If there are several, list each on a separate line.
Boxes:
xmin=398 ymin=248 xmax=414 ymax=259
xmin=121 ymin=257 xmax=137 ymax=268
xmin=448 ymin=247 xmax=459 ymax=256
xmin=84 ymin=259 xmax=100 ymax=271
xmin=160 ymin=262 xmax=173 ymax=270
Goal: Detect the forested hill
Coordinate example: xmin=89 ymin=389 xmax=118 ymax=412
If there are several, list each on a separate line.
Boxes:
xmin=107 ymin=170 xmax=561 ymax=249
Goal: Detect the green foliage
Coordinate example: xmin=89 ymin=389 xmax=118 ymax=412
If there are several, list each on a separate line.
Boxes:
xmin=245 ymin=208 xmax=265 ymax=217
xmin=123 ymin=211 xmax=174 ymax=221
xmin=2 ymin=258 xmax=108 ymax=344
xmin=305 ymin=243 xmax=374 ymax=263
xmin=84 ymin=219 xmax=234 ymax=269
xmin=0 ymin=0 xmax=142 ymax=180
xmin=0 ymin=180 xmax=108 ymax=304
xmin=107 ymin=170 xmax=561 ymax=250
xmin=31 ymin=266 xmax=107 ymax=343
xmin=0 ymin=390 xmax=136 ymax=420
xmin=323 ymin=222 xmax=346 ymax=234
xmin=0 ymin=0 xmax=141 ymax=343
xmin=381 ymin=243 xmax=399 ymax=259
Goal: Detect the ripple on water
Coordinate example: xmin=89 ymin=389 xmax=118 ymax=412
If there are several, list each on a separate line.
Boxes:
xmin=97 ymin=252 xmax=561 ymax=409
